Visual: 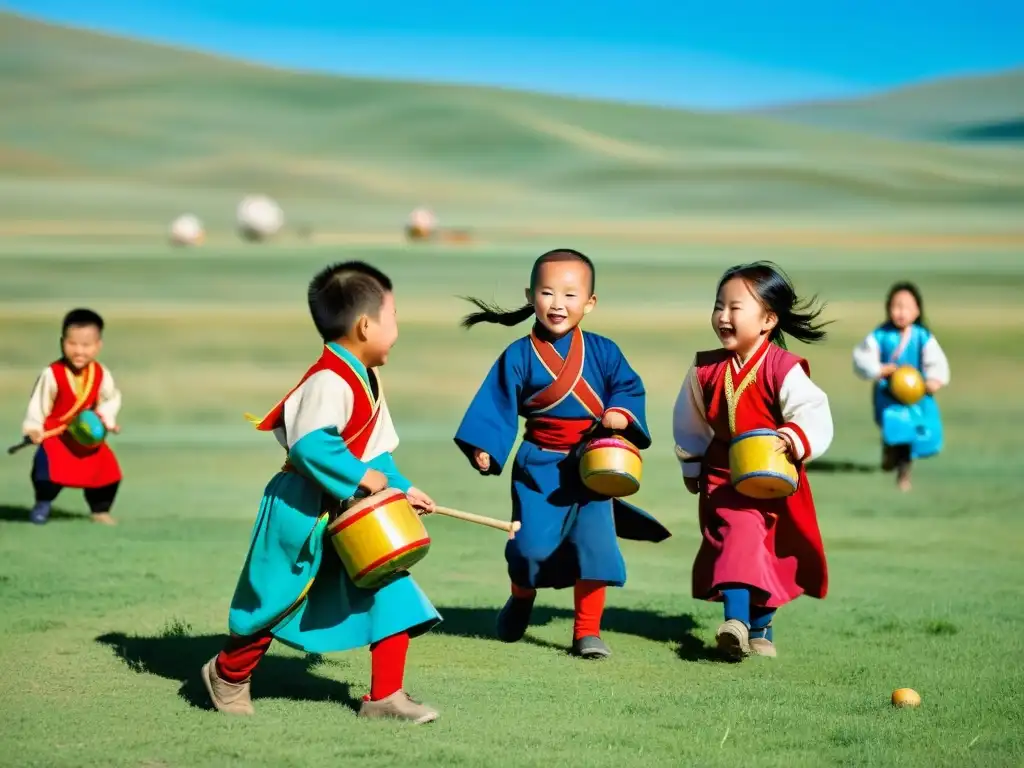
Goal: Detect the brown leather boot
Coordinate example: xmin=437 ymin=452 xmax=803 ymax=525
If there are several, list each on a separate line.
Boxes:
xmin=715 ymin=619 xmax=751 ymax=660
xmin=358 ymin=690 xmax=438 ymax=724
xmin=201 ymin=656 xmax=254 ymax=715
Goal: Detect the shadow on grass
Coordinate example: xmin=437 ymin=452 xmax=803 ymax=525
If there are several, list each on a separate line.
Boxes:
xmin=432 ymin=604 xmax=728 ymax=663
xmin=96 ymin=631 xmax=361 ymax=711
xmin=0 ymin=504 xmax=84 ymax=524
xmin=805 ymin=459 xmax=878 ymax=475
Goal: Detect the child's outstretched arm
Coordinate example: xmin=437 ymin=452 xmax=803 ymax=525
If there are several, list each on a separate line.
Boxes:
xmin=672 ymin=363 xmax=713 ymax=494
xmin=95 ymin=365 xmax=123 ymax=432
xmin=777 ymin=366 xmax=834 ymax=463
xmin=22 ymin=368 xmax=57 ymax=442
xmin=285 ymin=372 xmax=383 ymax=501
xmin=453 ymin=345 xmax=525 ymax=476
xmin=598 ymin=337 xmax=651 ymax=449
xmin=922 ymin=335 xmax=951 ymax=393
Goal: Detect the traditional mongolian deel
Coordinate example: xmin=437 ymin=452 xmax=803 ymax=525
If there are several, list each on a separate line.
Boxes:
xmin=454 ymin=325 xmax=670 ymax=591
xmin=228 ymin=343 xmax=440 ymax=655
xmin=673 ymin=341 xmax=833 ymax=608
xmin=853 ymin=323 xmax=949 ymax=460
xmin=24 ymin=360 xmax=122 ymax=489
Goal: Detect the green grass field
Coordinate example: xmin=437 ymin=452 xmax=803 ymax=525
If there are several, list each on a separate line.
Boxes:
xmin=2 ymin=240 xmax=1023 ymax=767
xmin=2 ymin=12 xmax=1024 ymax=768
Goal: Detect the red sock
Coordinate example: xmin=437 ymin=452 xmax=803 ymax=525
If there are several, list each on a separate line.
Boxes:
xmin=216 ymin=632 xmax=273 ymax=683
xmin=511 ymin=583 xmax=537 ymax=600
xmin=369 ymin=631 xmax=409 ymax=701
xmin=573 ymin=579 xmax=606 ymax=640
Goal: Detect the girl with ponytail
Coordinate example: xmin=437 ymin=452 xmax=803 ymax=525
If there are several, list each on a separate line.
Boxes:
xmin=453 ymin=248 xmax=670 ymax=660
xmin=672 ymin=261 xmax=834 ymax=661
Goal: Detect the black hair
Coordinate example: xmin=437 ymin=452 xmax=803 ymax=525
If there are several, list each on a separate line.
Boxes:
xmin=716 ymin=261 xmax=830 ymax=348
xmin=461 ymin=248 xmax=596 ymax=329
xmin=62 ymin=308 xmax=104 ymax=337
xmin=307 ymin=261 xmax=393 ymax=342
xmin=885 ymin=281 xmax=927 ymax=330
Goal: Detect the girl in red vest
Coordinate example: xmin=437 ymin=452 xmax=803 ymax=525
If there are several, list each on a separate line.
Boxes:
xmin=672 ymin=262 xmax=833 ymax=660
xmin=22 ymin=309 xmax=122 ymax=525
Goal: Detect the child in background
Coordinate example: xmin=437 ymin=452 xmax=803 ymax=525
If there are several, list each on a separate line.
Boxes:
xmin=454 ymin=248 xmax=670 ymax=659
xmin=852 ymin=281 xmax=949 ymax=491
xmin=672 ymin=262 xmax=833 ymax=659
xmin=22 ymin=308 xmax=122 ymax=525
xmin=203 ymin=261 xmax=442 ymax=723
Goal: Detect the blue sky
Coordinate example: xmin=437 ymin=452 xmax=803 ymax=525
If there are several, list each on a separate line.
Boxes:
xmin=6 ymin=0 xmax=1023 ymax=108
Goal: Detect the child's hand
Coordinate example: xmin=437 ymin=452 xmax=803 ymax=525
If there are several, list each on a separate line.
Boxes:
xmin=406 ymin=487 xmax=436 ymax=515
xmin=925 ymin=379 xmax=943 ymax=395
xmin=601 ymin=411 xmax=629 ymax=431
xmin=101 ymin=419 xmax=120 ymax=434
xmin=359 ymin=468 xmax=389 ymax=494
xmin=879 ymin=363 xmax=898 ymax=379
xmin=774 ymin=434 xmax=797 ymax=459
xmin=473 ymin=449 xmax=491 ymax=472
xmin=24 ymin=428 xmax=43 ymax=445
xmin=683 ymin=476 xmax=701 ymax=496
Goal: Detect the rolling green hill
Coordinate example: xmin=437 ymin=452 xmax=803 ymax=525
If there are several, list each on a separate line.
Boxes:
xmin=2 ymin=12 xmax=1024 ymax=236
xmin=757 ymin=70 xmax=1024 ymax=143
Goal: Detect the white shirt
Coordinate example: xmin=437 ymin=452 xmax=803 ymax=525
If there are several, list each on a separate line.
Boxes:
xmin=273 ymin=369 xmax=400 ymax=460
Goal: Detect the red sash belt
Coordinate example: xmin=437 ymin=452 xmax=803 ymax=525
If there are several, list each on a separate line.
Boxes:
xmin=524 ymin=417 xmax=595 ymax=452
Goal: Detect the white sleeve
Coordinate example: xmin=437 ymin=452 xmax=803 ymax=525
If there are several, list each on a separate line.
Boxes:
xmin=94 ymin=365 xmax=123 ymax=426
xmin=852 ymin=332 xmax=882 ymax=380
xmin=22 ymin=368 xmax=58 ymax=433
xmin=283 ymin=370 xmax=354 ymax=450
xmin=777 ymin=366 xmax=834 ymax=462
xmin=921 ymin=336 xmax=950 ymax=386
xmin=671 ymin=364 xmax=714 ymax=479
xmin=366 ymin=394 xmax=400 ymax=458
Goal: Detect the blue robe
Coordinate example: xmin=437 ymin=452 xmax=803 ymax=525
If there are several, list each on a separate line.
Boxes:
xmin=227 ymin=343 xmax=441 ymax=653
xmin=454 ymin=327 xmax=670 ymax=590
xmin=872 ymin=324 xmax=944 ymax=460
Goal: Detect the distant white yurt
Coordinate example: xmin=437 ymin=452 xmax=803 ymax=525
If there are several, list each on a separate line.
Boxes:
xmin=169 ymin=214 xmax=205 ymax=246
xmin=237 ymin=194 xmax=284 ymax=241
xmin=405 ymin=207 xmax=437 ymax=240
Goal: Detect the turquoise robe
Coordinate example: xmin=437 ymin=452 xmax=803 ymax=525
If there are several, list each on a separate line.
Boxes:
xmin=872 ymin=323 xmax=944 ymax=460
xmin=226 ymin=343 xmax=441 ymax=653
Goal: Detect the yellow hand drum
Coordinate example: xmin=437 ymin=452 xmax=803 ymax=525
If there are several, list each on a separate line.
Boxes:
xmin=579 ymin=436 xmax=642 ymax=498
xmin=888 ymin=365 xmax=925 ymax=405
xmin=326 ymin=489 xmax=431 ymax=589
xmin=728 ymin=429 xmax=799 ymax=500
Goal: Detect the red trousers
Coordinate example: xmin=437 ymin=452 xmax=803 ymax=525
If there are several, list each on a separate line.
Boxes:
xmin=512 ymin=579 xmax=607 ymax=640
xmin=215 ymin=631 xmax=410 ymax=701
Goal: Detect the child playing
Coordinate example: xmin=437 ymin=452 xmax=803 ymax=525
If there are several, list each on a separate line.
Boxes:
xmin=202 ymin=261 xmax=442 ymax=723
xmin=454 ymin=248 xmax=670 ymax=659
xmin=852 ymin=281 xmax=949 ymax=492
xmin=672 ymin=261 xmax=833 ymax=660
xmin=22 ymin=308 xmax=122 ymax=526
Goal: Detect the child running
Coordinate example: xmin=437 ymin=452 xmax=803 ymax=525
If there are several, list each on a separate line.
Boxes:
xmin=672 ymin=261 xmax=833 ymax=659
xmin=203 ymin=261 xmax=442 ymax=723
xmin=852 ymin=281 xmax=950 ymax=491
xmin=454 ymin=248 xmax=670 ymax=659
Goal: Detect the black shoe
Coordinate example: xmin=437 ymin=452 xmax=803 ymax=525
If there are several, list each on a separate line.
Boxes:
xmin=495 ymin=596 xmax=534 ymax=643
xmin=572 ymin=635 xmax=611 ymax=659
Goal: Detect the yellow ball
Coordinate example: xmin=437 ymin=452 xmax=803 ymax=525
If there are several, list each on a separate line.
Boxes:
xmin=891 ymin=688 xmax=921 ymax=708
xmin=889 ymin=366 xmax=926 ymax=405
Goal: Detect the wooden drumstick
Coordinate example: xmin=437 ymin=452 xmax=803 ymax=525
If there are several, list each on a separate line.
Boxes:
xmin=7 ymin=425 xmax=66 ymax=455
xmin=433 ymin=506 xmax=522 ymax=538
